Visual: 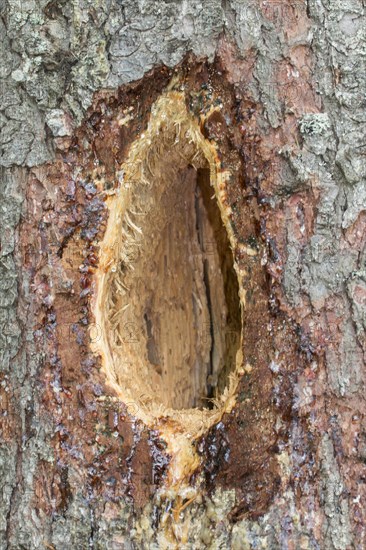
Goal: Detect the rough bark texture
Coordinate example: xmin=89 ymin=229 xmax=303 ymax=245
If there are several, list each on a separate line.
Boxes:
xmin=1 ymin=1 xmax=365 ymax=549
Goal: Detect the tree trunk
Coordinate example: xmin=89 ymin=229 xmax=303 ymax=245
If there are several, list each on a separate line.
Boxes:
xmin=1 ymin=1 xmax=365 ymax=548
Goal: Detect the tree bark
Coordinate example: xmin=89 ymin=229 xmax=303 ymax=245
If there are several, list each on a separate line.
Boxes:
xmin=1 ymin=1 xmax=365 ymax=549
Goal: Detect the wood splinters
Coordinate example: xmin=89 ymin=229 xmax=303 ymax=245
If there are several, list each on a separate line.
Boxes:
xmin=125 ymin=212 xmax=143 ymax=234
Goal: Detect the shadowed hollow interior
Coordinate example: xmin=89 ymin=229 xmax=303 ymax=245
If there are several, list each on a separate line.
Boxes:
xmin=93 ymin=92 xmax=243 ymax=431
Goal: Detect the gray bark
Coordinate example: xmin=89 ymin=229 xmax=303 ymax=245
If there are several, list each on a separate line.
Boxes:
xmin=1 ymin=0 xmax=365 ymax=548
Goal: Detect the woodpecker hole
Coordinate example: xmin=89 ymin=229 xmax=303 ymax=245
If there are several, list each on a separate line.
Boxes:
xmin=92 ymin=91 xmax=244 ymax=435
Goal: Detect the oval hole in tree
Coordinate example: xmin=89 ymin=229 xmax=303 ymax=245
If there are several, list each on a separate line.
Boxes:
xmin=93 ymin=91 xmax=244 ymax=436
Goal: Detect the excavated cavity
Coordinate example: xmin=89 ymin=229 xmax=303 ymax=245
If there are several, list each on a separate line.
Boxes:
xmin=93 ymin=92 xmax=244 ymax=434
xmin=194 ymin=167 xmax=241 ymax=405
